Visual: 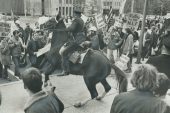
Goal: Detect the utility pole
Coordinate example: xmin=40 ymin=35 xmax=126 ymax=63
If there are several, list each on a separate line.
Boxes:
xmin=131 ymin=0 xmax=135 ymax=13
xmin=24 ymin=0 xmax=27 ymax=17
xmin=136 ymin=0 xmax=148 ymax=63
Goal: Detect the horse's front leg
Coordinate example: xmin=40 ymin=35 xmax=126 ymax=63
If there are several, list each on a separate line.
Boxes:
xmin=96 ymin=78 xmax=111 ymax=100
xmin=74 ymin=77 xmax=98 ymax=107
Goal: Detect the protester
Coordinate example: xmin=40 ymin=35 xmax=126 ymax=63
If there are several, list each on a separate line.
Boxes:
xmin=8 ymin=30 xmax=25 ymax=78
xmin=88 ymin=26 xmax=100 ymax=50
xmin=142 ymin=28 xmax=151 ymax=60
xmin=121 ymin=28 xmax=134 ymax=73
xmin=0 ymin=37 xmax=11 ymax=79
xmin=15 ymin=20 xmax=25 ymax=44
xmin=150 ymin=26 xmax=158 ymax=56
xmin=110 ymin=64 xmax=170 ymax=113
xmin=107 ymin=27 xmax=123 ymax=64
xmin=22 ymin=68 xmax=64 ymax=113
xmin=24 ymin=23 xmax=33 ymax=45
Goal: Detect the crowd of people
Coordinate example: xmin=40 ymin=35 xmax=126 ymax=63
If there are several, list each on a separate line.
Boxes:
xmin=0 ymin=7 xmax=170 ymax=113
xmin=0 ymin=20 xmax=49 ymax=80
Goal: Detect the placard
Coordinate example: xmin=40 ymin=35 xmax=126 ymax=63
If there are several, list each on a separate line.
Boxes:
xmin=124 ymin=13 xmax=142 ymax=30
xmin=36 ymin=43 xmax=51 ymax=57
xmin=95 ymin=13 xmax=106 ymax=29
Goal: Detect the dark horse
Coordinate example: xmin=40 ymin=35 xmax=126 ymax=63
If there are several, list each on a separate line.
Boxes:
xmin=43 ymin=17 xmax=128 ymax=107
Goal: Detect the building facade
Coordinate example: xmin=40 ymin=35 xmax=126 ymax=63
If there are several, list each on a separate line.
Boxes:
xmin=100 ymin=0 xmax=124 ymax=15
xmin=0 ymin=0 xmax=24 ymax=15
xmin=26 ymin=0 xmax=59 ymax=16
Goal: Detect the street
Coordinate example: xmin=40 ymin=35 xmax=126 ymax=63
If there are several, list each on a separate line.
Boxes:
xmin=0 ymin=74 xmax=124 ymax=113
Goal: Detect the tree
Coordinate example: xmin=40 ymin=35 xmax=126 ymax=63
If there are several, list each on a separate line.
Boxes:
xmin=153 ymin=4 xmax=167 ymax=16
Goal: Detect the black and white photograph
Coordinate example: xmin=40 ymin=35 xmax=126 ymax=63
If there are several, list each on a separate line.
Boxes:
xmin=0 ymin=0 xmax=170 ymax=113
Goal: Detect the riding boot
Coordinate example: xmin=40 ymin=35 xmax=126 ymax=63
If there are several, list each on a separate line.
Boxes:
xmin=59 ymin=57 xmax=70 ymax=76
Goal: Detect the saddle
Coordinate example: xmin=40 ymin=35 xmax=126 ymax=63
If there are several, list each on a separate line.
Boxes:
xmin=69 ymin=49 xmax=90 ymax=64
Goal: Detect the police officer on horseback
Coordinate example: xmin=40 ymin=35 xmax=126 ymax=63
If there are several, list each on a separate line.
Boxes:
xmin=60 ymin=7 xmax=86 ymax=76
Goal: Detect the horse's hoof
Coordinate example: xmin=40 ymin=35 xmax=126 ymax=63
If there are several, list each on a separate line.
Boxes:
xmin=44 ymin=82 xmax=48 ymax=87
xmin=96 ymin=96 xmax=102 ymax=101
xmin=49 ymin=82 xmax=52 ymax=86
xmin=74 ymin=102 xmax=82 ymax=108
xmin=56 ymin=73 xmax=65 ymax=77
xmin=51 ymin=87 xmax=56 ymax=92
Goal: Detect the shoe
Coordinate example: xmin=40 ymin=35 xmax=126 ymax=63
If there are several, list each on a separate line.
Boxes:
xmin=124 ymin=69 xmax=132 ymax=73
xmin=57 ymin=71 xmax=69 ymax=76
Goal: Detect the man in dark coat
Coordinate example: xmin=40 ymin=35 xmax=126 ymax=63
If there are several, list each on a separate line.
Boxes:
xmin=22 ymin=68 xmax=64 ymax=113
xmin=147 ymin=33 xmax=170 ymax=79
xmin=142 ymin=28 xmax=151 ymax=60
xmin=60 ymin=7 xmax=86 ymax=75
xmin=150 ymin=26 xmax=158 ymax=56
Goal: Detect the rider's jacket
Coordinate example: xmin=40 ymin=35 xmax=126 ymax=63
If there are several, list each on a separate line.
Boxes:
xmin=66 ymin=17 xmax=86 ymax=44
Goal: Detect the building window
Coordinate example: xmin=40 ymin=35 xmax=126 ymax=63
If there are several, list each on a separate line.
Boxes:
xmin=107 ymin=2 xmax=110 ymax=6
xmin=69 ymin=7 xmax=72 ymax=16
xmin=70 ymin=0 xmax=72 ymax=4
xmin=63 ymin=7 xmax=65 ymax=15
xmin=59 ymin=0 xmax=62 ymax=4
xmin=110 ymin=2 xmax=112 ymax=6
xmin=59 ymin=7 xmax=61 ymax=12
xmin=66 ymin=7 xmax=68 ymax=15
xmin=66 ymin=0 xmax=68 ymax=4
xmin=104 ymin=2 xmax=107 ymax=6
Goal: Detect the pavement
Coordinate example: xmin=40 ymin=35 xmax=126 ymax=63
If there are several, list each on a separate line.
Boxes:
xmin=0 ymin=56 xmax=139 ymax=113
xmin=0 ymin=74 xmax=130 ymax=113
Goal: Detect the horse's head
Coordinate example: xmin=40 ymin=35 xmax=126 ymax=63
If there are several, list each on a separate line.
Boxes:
xmin=43 ymin=13 xmax=66 ymax=31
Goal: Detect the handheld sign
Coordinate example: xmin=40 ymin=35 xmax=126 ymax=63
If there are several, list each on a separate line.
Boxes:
xmin=95 ymin=13 xmax=106 ymax=29
xmin=124 ymin=13 xmax=142 ymax=30
xmin=36 ymin=43 xmax=51 ymax=57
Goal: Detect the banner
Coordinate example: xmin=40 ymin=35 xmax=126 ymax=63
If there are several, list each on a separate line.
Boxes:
xmin=95 ymin=13 xmax=106 ymax=29
xmin=124 ymin=13 xmax=142 ymax=30
xmin=0 ymin=22 xmax=11 ymax=37
xmin=36 ymin=43 xmax=51 ymax=57
xmin=114 ymin=19 xmax=123 ymax=28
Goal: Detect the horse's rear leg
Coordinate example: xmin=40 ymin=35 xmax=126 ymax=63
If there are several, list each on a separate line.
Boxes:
xmin=96 ymin=78 xmax=111 ymax=100
xmin=44 ymin=64 xmax=55 ymax=87
xmin=74 ymin=77 xmax=98 ymax=107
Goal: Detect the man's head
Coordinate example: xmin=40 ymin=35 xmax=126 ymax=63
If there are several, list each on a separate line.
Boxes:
xmin=22 ymin=68 xmax=43 ymax=94
xmin=73 ymin=7 xmax=82 ymax=17
xmin=144 ymin=27 xmax=148 ymax=32
xmin=26 ymin=23 xmax=30 ymax=27
xmin=151 ymin=26 xmax=156 ymax=32
xmin=117 ymin=27 xmax=123 ymax=33
xmin=13 ymin=30 xmax=19 ymax=39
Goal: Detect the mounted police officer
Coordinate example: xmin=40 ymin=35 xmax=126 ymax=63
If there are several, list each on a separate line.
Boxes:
xmin=59 ymin=7 xmax=86 ymax=76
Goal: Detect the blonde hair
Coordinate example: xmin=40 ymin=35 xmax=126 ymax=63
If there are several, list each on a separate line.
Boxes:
xmin=131 ymin=64 xmax=158 ymax=91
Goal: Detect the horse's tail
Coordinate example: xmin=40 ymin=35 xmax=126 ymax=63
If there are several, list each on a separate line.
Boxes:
xmin=111 ymin=64 xmax=128 ymax=93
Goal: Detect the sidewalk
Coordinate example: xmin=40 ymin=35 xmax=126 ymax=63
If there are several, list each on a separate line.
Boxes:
xmin=0 ymin=74 xmax=126 ymax=113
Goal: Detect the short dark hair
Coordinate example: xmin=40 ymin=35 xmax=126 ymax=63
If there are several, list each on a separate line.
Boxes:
xmin=22 ymin=68 xmax=43 ymax=93
xmin=125 ymin=28 xmax=132 ymax=34
xmin=13 ymin=30 xmax=19 ymax=36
